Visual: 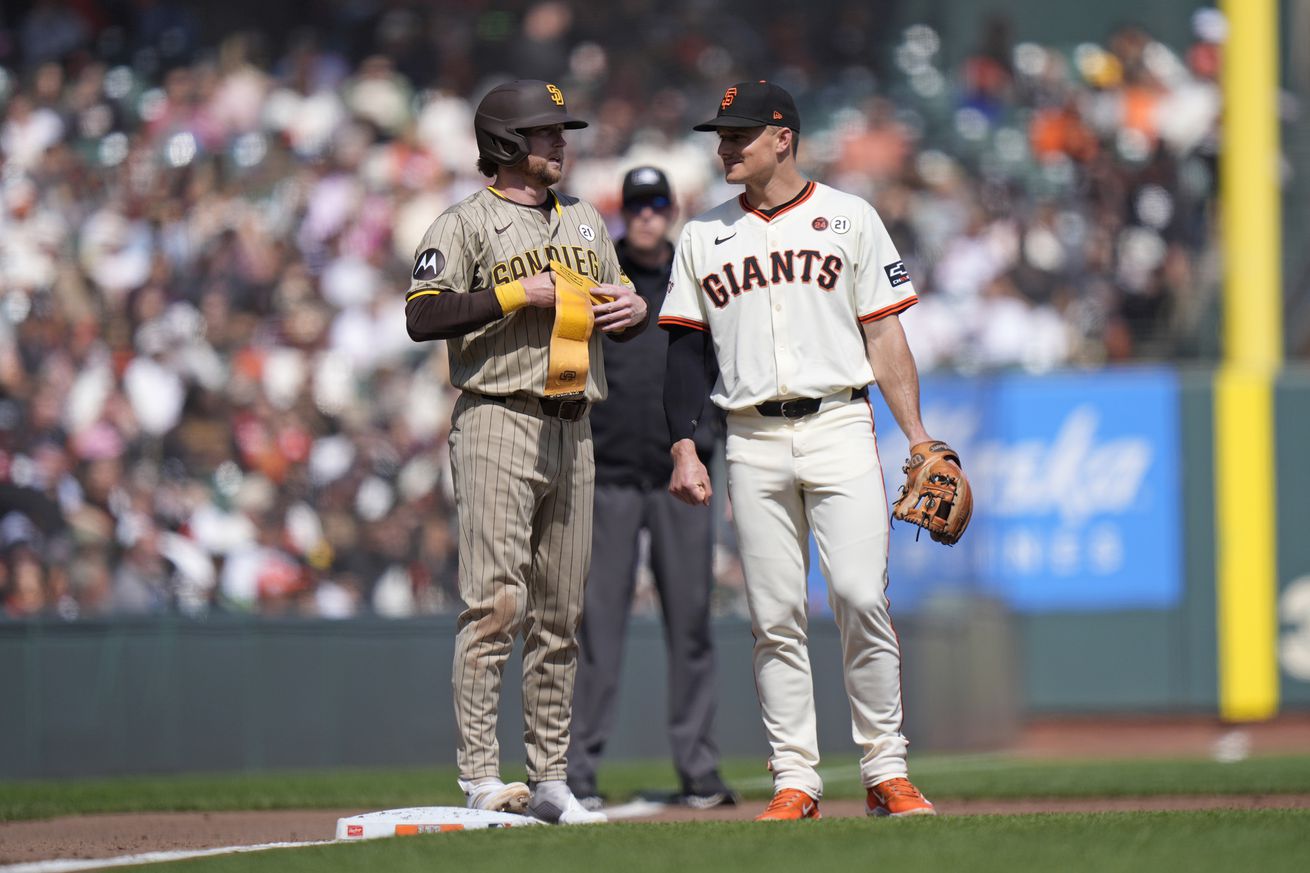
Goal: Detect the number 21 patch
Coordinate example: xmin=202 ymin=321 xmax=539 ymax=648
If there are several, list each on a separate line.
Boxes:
xmin=884 ymin=260 xmax=910 ymax=287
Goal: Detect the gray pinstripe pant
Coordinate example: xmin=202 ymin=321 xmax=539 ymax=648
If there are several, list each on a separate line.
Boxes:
xmin=448 ymin=392 xmax=595 ymax=783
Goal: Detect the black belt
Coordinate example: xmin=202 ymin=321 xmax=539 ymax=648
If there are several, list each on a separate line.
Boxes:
xmin=755 ymin=386 xmax=868 ymax=419
xmin=472 ymin=393 xmax=589 ymax=422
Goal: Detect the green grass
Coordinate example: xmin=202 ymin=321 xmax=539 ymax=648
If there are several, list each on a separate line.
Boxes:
xmin=117 ymin=812 xmax=1310 ymax=873
xmin=905 ymin=753 xmax=1310 ymax=798
xmin=7 ymin=756 xmax=1309 ymax=873
xmin=4 ymin=754 xmax=1310 ymax=822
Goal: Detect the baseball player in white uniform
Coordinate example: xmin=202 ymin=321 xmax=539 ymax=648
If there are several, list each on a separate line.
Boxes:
xmin=660 ymin=81 xmax=941 ymax=821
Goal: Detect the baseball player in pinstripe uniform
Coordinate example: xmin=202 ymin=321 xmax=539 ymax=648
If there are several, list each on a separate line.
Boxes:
xmin=405 ymin=80 xmax=648 ymax=825
xmin=661 ymin=81 xmax=940 ymax=821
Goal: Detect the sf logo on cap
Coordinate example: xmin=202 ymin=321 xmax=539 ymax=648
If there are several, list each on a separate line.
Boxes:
xmin=547 ymin=83 xmax=565 ymax=106
xmin=721 ymin=87 xmax=737 ymax=109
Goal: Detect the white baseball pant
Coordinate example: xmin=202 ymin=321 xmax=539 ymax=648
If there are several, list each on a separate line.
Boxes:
xmin=725 ymin=394 xmax=909 ymax=798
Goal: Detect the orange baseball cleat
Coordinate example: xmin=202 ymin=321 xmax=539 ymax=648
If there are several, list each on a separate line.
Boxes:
xmin=866 ymin=778 xmax=937 ymax=816
xmin=755 ymin=788 xmax=822 ymax=821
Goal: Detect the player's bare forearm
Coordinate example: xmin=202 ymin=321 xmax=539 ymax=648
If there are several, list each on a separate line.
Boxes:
xmin=592 ymin=283 xmax=649 ymax=337
xmin=669 ymin=439 xmax=712 ymax=505
xmin=520 ymin=269 xmax=557 ymax=307
xmin=864 ymin=315 xmax=931 ymax=444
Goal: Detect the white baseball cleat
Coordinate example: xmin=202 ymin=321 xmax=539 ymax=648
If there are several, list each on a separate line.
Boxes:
xmin=527 ymin=780 xmax=608 ymax=824
xmin=461 ymin=778 xmax=531 ymax=814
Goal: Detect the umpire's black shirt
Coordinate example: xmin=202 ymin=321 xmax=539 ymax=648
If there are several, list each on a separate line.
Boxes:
xmin=594 ymin=238 xmax=722 ymax=489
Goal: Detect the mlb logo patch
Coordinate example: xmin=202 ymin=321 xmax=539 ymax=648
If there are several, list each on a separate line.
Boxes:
xmin=884 ymin=260 xmax=910 ymax=287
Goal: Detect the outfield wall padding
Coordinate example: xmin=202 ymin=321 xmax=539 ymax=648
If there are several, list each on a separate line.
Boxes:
xmin=0 ymin=600 xmax=1018 ymax=780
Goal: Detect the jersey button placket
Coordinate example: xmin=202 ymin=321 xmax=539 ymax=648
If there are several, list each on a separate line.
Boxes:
xmin=543 ymin=198 xmax=559 ymax=237
xmin=767 ymin=229 xmax=795 ymax=403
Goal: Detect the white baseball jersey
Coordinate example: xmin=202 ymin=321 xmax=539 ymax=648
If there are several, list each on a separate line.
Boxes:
xmin=659 ymin=181 xmax=917 ymax=410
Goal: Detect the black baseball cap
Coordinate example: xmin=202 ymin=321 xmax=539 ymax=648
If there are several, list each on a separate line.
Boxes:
xmin=693 ymin=81 xmax=801 ymax=132
xmin=621 ymin=166 xmax=672 ymax=205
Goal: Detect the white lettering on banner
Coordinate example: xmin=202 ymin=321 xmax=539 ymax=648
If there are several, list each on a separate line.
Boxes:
xmin=1004 ymin=529 xmax=1043 ymax=574
xmin=971 ymin=406 xmax=1152 ymax=523
xmin=1280 ymin=576 xmax=1310 ymax=681
xmin=995 ymin=525 xmax=1124 ymax=577
xmin=1049 ymin=530 xmax=1080 ymax=575
xmin=1087 ymin=524 xmax=1125 ymax=573
xmin=898 ymin=402 xmax=1151 ymax=582
xmin=916 ymin=404 xmax=1153 ymax=525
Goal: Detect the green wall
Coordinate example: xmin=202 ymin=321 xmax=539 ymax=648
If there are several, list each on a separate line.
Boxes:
xmin=0 ymin=607 xmax=1019 ymax=780
xmin=1277 ymin=369 xmax=1310 ymax=705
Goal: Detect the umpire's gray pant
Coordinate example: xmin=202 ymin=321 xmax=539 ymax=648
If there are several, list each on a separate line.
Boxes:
xmin=566 ymin=483 xmax=720 ymax=795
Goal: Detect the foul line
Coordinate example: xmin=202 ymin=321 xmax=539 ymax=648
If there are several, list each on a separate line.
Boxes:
xmin=3 ymin=796 xmax=749 ymax=871
xmin=597 ymin=799 xmax=667 ymax=820
xmin=0 ymin=840 xmax=337 ymax=873
xmin=1 ymin=805 xmax=661 ymax=872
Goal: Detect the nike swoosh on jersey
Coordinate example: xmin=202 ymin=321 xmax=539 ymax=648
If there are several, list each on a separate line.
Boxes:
xmin=714 ymin=232 xmax=737 ymax=245
xmin=495 ymin=223 xmax=512 ymax=234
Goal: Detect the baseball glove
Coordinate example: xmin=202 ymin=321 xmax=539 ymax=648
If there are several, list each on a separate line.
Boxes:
xmin=891 ymin=440 xmax=972 ymax=546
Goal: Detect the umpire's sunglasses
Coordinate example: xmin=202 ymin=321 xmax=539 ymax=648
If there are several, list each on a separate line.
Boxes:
xmin=623 ymin=195 xmax=672 ymax=212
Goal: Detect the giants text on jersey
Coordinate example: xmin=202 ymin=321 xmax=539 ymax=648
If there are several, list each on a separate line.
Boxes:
xmin=658 ymin=181 xmax=917 ymax=410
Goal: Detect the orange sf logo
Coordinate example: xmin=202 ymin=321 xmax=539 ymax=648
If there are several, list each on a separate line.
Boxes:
xmin=721 ymin=87 xmax=737 ymax=110
xmin=547 ymin=83 xmax=564 ymax=106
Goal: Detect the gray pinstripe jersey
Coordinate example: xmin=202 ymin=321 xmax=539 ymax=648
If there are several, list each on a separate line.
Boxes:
xmin=406 ymin=187 xmax=627 ymax=403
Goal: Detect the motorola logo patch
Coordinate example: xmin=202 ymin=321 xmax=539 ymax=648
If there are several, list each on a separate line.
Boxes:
xmin=413 ymin=249 xmax=445 ymax=280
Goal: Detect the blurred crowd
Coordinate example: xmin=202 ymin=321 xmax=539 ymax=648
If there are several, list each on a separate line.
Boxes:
xmin=0 ymin=0 xmax=1227 ymax=619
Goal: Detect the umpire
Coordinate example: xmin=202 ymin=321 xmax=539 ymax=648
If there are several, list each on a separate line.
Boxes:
xmin=567 ymin=167 xmax=735 ymax=810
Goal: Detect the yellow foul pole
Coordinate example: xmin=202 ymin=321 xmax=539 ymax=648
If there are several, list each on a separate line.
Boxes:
xmin=1216 ymin=0 xmax=1282 ymax=720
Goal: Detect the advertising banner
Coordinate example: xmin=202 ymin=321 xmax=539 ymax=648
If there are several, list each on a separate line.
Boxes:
xmin=807 ymin=367 xmax=1183 ymax=613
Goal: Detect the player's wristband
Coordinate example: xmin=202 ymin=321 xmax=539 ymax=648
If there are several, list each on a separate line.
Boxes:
xmin=493 ymin=280 xmax=528 ymax=314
